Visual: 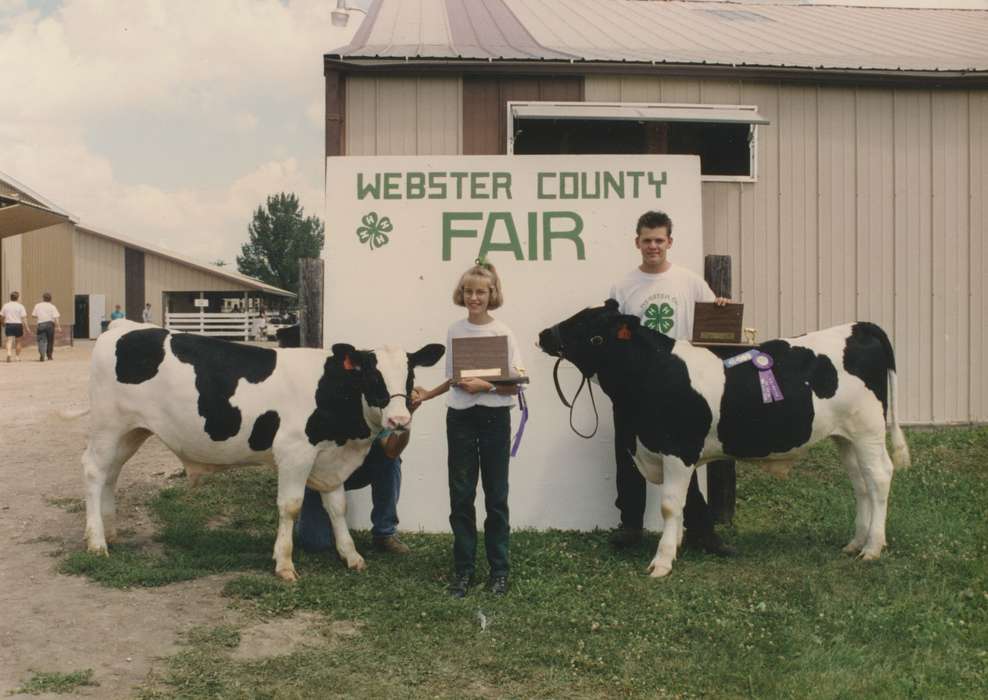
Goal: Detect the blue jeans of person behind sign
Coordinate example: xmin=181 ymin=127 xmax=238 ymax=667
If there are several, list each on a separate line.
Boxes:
xmin=295 ymin=440 xmax=401 ymax=553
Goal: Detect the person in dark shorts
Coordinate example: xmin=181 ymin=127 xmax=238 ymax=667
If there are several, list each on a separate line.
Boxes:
xmin=1 ymin=291 xmax=31 ymax=363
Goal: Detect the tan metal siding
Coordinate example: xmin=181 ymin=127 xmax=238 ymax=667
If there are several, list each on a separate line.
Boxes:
xmin=345 ymin=76 xmax=462 ymax=155
xmin=22 ymin=222 xmax=74 ymax=325
xmin=1 ymin=235 xmax=23 ymax=301
xmin=586 ymin=75 xmax=987 ymax=423
xmin=74 ymin=229 xmax=126 ymax=316
xmin=144 ymin=254 xmax=251 ymax=325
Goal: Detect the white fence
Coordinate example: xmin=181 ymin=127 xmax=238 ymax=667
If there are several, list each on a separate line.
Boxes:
xmin=165 ymin=312 xmax=256 ymax=340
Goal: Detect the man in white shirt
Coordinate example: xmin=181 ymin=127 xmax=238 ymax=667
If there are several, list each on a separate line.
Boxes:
xmin=608 ymin=210 xmax=735 ymax=556
xmin=32 ymin=292 xmax=61 ymax=362
xmin=142 ymin=303 xmax=153 ymax=323
xmin=1 ymin=291 xmax=31 ymax=362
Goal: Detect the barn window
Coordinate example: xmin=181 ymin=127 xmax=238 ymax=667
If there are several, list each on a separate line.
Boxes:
xmin=508 ymin=102 xmax=768 ymax=181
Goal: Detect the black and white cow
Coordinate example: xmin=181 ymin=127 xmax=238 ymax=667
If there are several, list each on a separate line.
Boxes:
xmin=538 ymin=300 xmax=910 ymax=577
xmin=81 ymin=320 xmax=443 ymax=581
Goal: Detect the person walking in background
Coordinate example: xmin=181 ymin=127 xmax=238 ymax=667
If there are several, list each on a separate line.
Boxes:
xmin=110 ymin=305 xmax=125 ymax=321
xmin=1 ymin=291 xmax=31 ymax=362
xmin=32 ymin=292 xmax=61 ymax=362
xmin=142 ymin=303 xmax=153 ymax=323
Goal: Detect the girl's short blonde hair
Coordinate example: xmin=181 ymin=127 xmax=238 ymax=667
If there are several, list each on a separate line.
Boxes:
xmin=453 ymin=260 xmax=504 ymax=310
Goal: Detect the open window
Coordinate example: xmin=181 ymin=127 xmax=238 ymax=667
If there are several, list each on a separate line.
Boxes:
xmin=508 ymin=102 xmax=768 ymax=182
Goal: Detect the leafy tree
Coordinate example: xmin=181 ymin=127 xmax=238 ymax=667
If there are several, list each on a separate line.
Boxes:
xmin=236 ymin=193 xmax=324 ymax=295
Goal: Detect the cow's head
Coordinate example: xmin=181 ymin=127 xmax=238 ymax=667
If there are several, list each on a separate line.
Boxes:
xmin=537 ymin=299 xmax=638 ymax=377
xmin=332 ymin=342 xmax=444 ymax=432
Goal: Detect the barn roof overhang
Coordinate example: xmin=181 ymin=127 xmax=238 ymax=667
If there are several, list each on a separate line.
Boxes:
xmin=0 ymin=194 xmax=72 ymax=240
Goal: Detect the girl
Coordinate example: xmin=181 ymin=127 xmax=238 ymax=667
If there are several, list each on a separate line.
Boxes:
xmin=414 ymin=260 xmax=525 ymax=598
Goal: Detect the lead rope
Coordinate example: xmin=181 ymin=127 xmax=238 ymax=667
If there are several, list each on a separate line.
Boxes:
xmin=552 ymin=357 xmax=599 ymax=439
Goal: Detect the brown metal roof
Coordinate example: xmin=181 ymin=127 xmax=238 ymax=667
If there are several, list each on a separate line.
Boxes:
xmin=328 ymin=0 xmax=988 ymax=75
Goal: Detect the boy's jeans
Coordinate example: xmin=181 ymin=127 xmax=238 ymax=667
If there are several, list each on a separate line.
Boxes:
xmin=295 ymin=440 xmax=401 ymax=552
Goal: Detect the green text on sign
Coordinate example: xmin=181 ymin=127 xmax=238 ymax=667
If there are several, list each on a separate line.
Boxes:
xmin=442 ymin=211 xmax=586 ymax=261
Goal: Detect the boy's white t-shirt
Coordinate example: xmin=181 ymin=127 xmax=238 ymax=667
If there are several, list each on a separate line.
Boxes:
xmin=609 ymin=264 xmax=715 ymax=341
xmin=444 ymin=317 xmax=524 ymax=410
xmin=32 ymin=302 xmax=61 ymax=324
xmin=1 ymin=301 xmax=28 ymax=324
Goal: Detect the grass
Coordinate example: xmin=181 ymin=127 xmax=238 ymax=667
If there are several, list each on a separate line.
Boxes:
xmin=13 ymin=669 xmax=98 ymax=695
xmin=61 ymin=428 xmax=988 ymax=699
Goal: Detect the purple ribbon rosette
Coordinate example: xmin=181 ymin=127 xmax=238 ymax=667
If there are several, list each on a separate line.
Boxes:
xmin=724 ymin=350 xmax=784 ymax=404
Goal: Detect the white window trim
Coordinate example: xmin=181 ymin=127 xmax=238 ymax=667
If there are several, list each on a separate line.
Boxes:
xmin=506 ymin=101 xmax=766 ymax=183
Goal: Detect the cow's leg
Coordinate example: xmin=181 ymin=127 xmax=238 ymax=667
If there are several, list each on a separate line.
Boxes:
xmin=647 ymin=456 xmax=693 ymax=578
xmin=82 ymin=428 xmax=148 ymax=554
xmin=272 ymin=461 xmax=311 ymax=582
xmin=854 ymin=439 xmax=894 ymax=560
xmin=320 ymin=487 xmax=366 ymax=572
xmin=836 ymin=437 xmax=870 ymax=555
xmin=633 ymin=445 xmax=684 ymax=548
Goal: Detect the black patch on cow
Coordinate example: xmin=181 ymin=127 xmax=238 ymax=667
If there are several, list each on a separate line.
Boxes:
xmin=248 ymin=410 xmax=280 ymax=451
xmin=170 ymin=333 xmax=277 ymax=441
xmin=717 ymin=340 xmax=826 ymax=459
xmin=810 ymin=354 xmax=838 ymax=399
xmin=305 ymin=354 xmax=375 ymax=446
xmin=115 ymin=328 xmax=169 ymax=384
xmin=843 ymin=322 xmax=894 ymax=417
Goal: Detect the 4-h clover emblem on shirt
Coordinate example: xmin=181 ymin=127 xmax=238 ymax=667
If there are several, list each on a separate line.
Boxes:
xmin=644 ymin=302 xmax=675 ymax=334
xmin=356 ymin=212 xmax=393 ymax=250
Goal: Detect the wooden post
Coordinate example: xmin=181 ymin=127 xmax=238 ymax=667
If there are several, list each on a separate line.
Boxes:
xmin=704 ymin=254 xmax=737 ymax=525
xmin=299 ymin=258 xmax=324 ymax=349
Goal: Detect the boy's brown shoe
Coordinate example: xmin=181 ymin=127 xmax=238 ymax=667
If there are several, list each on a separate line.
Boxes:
xmin=373 ymin=535 xmax=410 ymax=555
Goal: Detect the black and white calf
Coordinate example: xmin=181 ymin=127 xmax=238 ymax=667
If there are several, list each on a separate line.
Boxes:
xmin=81 ymin=320 xmax=443 ymax=581
xmin=539 ymin=300 xmax=910 ymax=577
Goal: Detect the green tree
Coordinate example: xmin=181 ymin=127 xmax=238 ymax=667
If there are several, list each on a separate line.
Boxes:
xmin=236 ymin=193 xmax=324 ymax=295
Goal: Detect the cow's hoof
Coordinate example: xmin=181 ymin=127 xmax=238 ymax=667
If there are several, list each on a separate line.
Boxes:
xmin=346 ymin=555 xmax=367 ymax=572
xmin=646 ymin=561 xmax=672 ymax=578
xmin=842 ymin=541 xmax=864 ymax=555
xmin=276 ymin=567 xmax=300 ymax=582
xmin=858 ymin=549 xmax=882 ymax=561
xmin=87 ymin=543 xmax=109 ymax=557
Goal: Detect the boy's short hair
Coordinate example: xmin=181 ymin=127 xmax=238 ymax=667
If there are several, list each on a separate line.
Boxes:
xmin=636 ymin=210 xmax=673 ymax=237
xmin=42 ymin=291 xmax=52 ymax=302
xmin=453 ymin=260 xmax=504 ymax=310
xmin=9 ymin=291 xmax=18 ymax=301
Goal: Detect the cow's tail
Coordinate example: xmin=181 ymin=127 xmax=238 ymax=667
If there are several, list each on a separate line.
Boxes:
xmin=887 ymin=368 xmax=910 ymax=469
xmin=55 ymin=407 xmax=90 ymax=421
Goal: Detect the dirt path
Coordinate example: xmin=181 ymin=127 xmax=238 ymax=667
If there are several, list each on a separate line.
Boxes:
xmin=0 ymin=342 xmax=236 ymax=698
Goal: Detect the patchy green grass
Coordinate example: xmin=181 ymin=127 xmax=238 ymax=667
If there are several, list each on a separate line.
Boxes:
xmin=61 ymin=428 xmax=988 ymax=699
xmin=46 ymin=496 xmax=85 ymax=514
xmin=13 ymin=669 xmax=98 ymax=695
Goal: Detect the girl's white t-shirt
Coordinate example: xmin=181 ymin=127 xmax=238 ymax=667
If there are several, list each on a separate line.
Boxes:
xmin=1 ymin=301 xmax=28 ymax=324
xmin=444 ymin=317 xmax=525 ymax=410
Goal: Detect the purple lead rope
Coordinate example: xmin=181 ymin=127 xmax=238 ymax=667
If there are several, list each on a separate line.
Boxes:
xmin=510 ymin=389 xmax=529 ymax=457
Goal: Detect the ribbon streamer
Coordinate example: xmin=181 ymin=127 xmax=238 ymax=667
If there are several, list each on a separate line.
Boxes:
xmin=724 ymin=350 xmax=784 ymax=404
xmin=510 ymin=389 xmax=529 ymax=457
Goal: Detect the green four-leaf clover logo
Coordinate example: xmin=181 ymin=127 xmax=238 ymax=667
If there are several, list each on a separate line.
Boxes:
xmin=644 ymin=303 xmax=675 ymax=333
xmin=356 ymin=212 xmax=393 ymax=250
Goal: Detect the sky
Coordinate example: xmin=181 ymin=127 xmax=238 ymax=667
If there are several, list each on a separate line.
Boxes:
xmin=2 ymin=0 xmax=984 ymax=268
xmin=1 ymin=0 xmax=363 ymax=266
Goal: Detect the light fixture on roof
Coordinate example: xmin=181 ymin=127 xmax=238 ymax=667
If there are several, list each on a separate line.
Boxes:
xmin=332 ymin=0 xmax=367 ymax=27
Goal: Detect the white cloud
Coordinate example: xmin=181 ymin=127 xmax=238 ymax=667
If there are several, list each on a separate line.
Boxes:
xmin=0 ymin=0 xmax=357 ymax=265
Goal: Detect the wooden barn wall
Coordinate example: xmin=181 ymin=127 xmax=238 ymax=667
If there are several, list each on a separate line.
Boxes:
xmin=144 ymin=254 xmax=251 ymax=325
xmin=21 ymin=221 xmax=75 ymax=326
xmin=74 ymin=229 xmax=126 ymax=318
xmin=344 ymin=76 xmax=463 ymax=155
xmin=586 ymin=76 xmax=988 ymax=424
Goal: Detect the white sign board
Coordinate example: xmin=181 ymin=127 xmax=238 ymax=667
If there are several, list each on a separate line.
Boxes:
xmin=193 ymin=298 xmax=209 ymax=308
xmin=325 ymin=155 xmax=703 ymax=531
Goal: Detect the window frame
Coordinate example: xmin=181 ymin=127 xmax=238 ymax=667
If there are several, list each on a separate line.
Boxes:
xmin=506 ymin=101 xmax=767 ymax=183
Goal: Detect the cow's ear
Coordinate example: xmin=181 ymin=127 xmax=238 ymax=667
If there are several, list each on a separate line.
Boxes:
xmin=332 ymin=343 xmax=360 ymax=371
xmin=408 ymin=343 xmax=445 ymax=368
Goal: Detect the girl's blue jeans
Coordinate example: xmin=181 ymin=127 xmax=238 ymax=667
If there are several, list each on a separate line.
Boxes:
xmin=447 ymin=405 xmax=511 ymax=578
xmin=295 ymin=440 xmax=401 ymax=552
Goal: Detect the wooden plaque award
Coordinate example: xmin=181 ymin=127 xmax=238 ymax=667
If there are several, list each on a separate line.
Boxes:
xmin=451 ymin=336 xmax=529 ymax=384
xmin=692 ymin=302 xmax=746 ymax=346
